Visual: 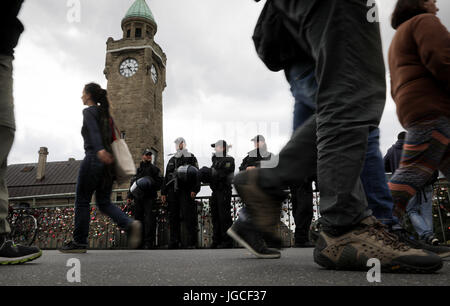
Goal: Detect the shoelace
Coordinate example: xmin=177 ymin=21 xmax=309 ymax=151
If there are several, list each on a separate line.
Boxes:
xmin=356 ymin=221 xmax=410 ymax=251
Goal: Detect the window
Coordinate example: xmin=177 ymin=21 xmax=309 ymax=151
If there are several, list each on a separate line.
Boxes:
xmin=135 ymin=28 xmax=142 ymax=38
xmin=126 ymin=29 xmax=131 ymax=38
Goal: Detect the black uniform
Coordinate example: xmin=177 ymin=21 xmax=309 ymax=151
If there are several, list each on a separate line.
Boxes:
xmin=239 ymin=147 xmax=272 ymax=171
xmin=209 ymin=154 xmax=235 ymax=248
xmin=161 ymin=150 xmax=200 ymax=248
xmin=127 ymin=161 xmax=163 ymax=248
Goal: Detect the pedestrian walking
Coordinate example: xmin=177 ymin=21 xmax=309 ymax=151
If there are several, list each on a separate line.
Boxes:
xmin=387 ymin=0 xmax=449 ymax=231
xmin=227 ymin=0 xmax=442 ymax=272
xmin=59 ymin=83 xmax=142 ymax=253
xmin=0 ymin=0 xmax=43 ymax=265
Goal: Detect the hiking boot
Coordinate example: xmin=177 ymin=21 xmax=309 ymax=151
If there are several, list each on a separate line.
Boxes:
xmin=0 ymin=239 xmax=42 ymax=265
xmin=391 ymin=228 xmax=450 ymax=259
xmin=59 ymin=240 xmax=87 ymax=253
xmin=314 ymin=216 xmax=442 ymax=273
xmin=127 ymin=220 xmax=142 ymax=249
xmin=233 ymin=169 xmax=283 ymax=245
xmin=227 ymin=218 xmax=280 ymax=259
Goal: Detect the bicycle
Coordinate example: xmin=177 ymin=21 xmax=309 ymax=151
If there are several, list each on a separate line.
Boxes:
xmin=6 ymin=204 xmax=38 ymax=246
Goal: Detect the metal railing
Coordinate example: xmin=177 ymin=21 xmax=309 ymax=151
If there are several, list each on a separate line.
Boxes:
xmin=8 ymin=179 xmax=450 ymax=249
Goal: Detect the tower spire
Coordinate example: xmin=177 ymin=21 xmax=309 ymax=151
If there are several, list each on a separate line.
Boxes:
xmin=121 ymin=0 xmax=157 ymax=39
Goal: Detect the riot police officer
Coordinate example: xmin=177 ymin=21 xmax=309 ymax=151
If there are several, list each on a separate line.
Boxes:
xmin=209 ymin=140 xmax=235 ymax=249
xmin=239 ymin=135 xmax=273 ymax=171
xmin=161 ymin=138 xmax=200 ymax=249
xmin=127 ymin=149 xmax=163 ymax=249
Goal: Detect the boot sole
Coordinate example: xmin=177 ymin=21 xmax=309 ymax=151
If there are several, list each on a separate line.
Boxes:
xmin=314 ymin=248 xmax=443 ymax=274
xmin=227 ymin=228 xmax=280 ymax=259
xmin=0 ymin=250 xmax=43 ymax=265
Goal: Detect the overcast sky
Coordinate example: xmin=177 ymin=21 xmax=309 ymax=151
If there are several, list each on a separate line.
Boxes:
xmin=9 ymin=0 xmax=450 ymax=176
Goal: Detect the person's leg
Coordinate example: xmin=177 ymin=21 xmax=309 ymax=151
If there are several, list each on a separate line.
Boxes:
xmin=418 ymin=185 xmax=434 ymax=240
xmin=142 ymin=198 xmax=154 ymax=247
xmin=218 ymin=188 xmax=233 ymax=246
xmin=0 ymin=54 xmax=16 ymax=238
xmin=168 ymin=190 xmax=181 ymax=247
xmin=180 ymin=191 xmax=197 ymax=247
xmin=286 ymin=61 xmax=317 ymax=131
xmin=0 ymin=127 xmax=14 ymax=238
xmin=209 ymin=190 xmax=221 ymax=246
xmin=294 ymin=179 xmax=314 ymax=244
xmin=133 ymin=199 xmax=145 ymax=247
xmin=389 ymin=117 xmax=450 ymax=220
xmin=360 ymin=128 xmax=396 ymax=225
xmin=148 ymin=199 xmax=158 ymax=248
xmin=95 ymin=177 xmax=132 ymax=231
xmin=73 ymin=156 xmax=99 ymax=245
xmin=406 ymin=192 xmax=429 ymax=239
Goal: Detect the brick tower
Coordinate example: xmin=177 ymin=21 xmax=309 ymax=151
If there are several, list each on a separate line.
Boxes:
xmin=104 ymin=0 xmax=166 ymax=173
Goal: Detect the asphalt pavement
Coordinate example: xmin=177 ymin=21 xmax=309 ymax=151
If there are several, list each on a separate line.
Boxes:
xmin=1 ymin=248 xmax=449 ymax=286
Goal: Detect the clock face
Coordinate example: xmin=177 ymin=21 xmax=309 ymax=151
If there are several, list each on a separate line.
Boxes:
xmin=151 ymin=64 xmax=158 ymax=83
xmin=119 ymin=58 xmax=139 ymax=78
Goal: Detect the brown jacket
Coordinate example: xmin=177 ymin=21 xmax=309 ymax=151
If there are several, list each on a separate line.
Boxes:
xmin=389 ymin=14 xmax=450 ymax=128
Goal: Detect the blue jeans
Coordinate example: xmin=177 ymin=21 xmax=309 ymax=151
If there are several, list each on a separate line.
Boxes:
xmin=286 ymin=61 xmax=396 ymax=225
xmin=73 ymin=154 xmax=132 ymax=244
xmin=406 ymin=185 xmax=434 ymax=240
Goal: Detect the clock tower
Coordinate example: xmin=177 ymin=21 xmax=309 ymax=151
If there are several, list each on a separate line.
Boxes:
xmin=104 ymin=0 xmax=166 ymax=173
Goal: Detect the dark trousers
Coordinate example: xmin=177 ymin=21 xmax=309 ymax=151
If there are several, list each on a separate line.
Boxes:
xmin=0 ymin=55 xmax=15 ymax=236
xmin=168 ymin=189 xmax=197 ymax=247
xmin=210 ymin=187 xmax=233 ymax=245
xmin=74 ymin=154 xmax=132 ymax=245
xmin=260 ymin=0 xmax=386 ymax=231
xmin=134 ymin=197 xmax=157 ymax=247
xmin=290 ymin=180 xmax=314 ymax=243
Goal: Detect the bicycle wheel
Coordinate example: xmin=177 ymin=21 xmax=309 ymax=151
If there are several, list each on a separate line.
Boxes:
xmin=10 ymin=214 xmax=38 ymax=246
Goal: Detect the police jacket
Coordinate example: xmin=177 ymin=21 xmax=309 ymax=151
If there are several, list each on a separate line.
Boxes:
xmin=162 ymin=149 xmax=201 ymax=195
xmin=128 ymin=161 xmax=163 ymax=200
xmin=239 ymin=148 xmax=272 ymax=172
xmin=210 ymin=154 xmax=235 ymax=191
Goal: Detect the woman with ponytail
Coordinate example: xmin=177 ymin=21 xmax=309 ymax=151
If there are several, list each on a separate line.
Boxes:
xmin=59 ymin=83 xmax=142 ymax=253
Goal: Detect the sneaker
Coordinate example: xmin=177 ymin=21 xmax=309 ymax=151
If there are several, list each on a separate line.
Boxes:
xmin=59 ymin=240 xmax=87 ymax=253
xmin=227 ymin=219 xmax=281 ymax=259
xmin=391 ymin=229 xmax=450 ymax=259
xmin=127 ymin=220 xmax=142 ymax=249
xmin=314 ymin=216 xmax=442 ymax=273
xmin=0 ymin=239 xmax=42 ymax=265
xmin=424 ymin=235 xmax=440 ymax=246
xmin=233 ymin=169 xmax=283 ymax=246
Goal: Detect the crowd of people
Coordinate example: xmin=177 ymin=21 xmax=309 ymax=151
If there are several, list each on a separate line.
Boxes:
xmin=0 ymin=0 xmax=449 ymax=275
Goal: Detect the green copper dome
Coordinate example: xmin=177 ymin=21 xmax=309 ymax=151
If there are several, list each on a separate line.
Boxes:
xmin=123 ymin=0 xmax=155 ymax=23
